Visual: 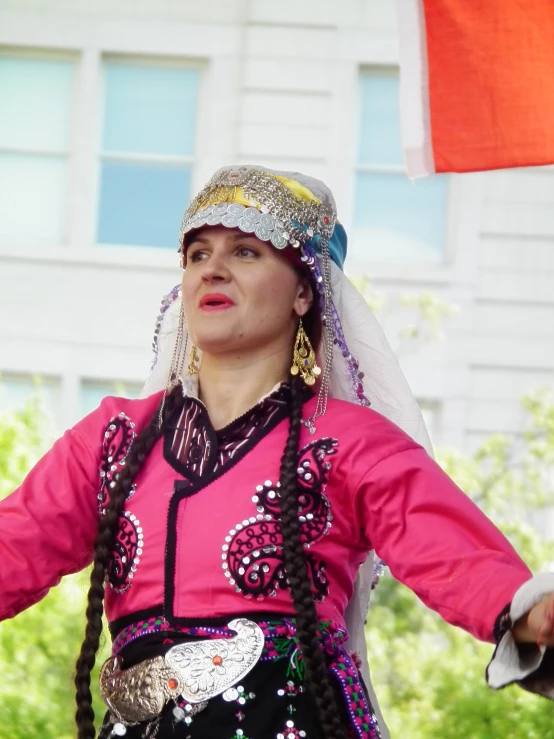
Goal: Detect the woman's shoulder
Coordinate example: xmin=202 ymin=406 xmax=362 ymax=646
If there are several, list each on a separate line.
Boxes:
xmin=73 ymin=390 xmax=165 ymax=443
xmin=319 ymin=397 xmax=423 ymax=456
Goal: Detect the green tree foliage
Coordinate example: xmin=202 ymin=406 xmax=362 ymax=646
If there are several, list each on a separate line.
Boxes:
xmin=0 ymin=399 xmax=109 ymax=739
xmin=367 ymin=389 xmax=554 ymax=738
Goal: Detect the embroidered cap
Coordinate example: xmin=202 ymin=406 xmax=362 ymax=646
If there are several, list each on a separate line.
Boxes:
xmin=179 ymin=166 xmax=347 ymax=271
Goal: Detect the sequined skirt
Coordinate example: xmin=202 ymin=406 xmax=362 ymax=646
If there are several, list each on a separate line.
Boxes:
xmin=99 ymin=616 xmax=381 ymax=739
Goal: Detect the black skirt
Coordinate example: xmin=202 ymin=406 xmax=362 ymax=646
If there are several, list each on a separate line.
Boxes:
xmin=98 ymin=616 xmax=381 ymax=739
xmin=98 ymin=656 xmax=353 ymax=739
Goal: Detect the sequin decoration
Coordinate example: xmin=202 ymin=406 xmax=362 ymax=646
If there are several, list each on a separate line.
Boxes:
xmin=173 ymin=699 xmax=208 ymax=728
xmin=276 ymin=720 xmax=307 ymax=739
xmin=277 ymin=680 xmax=304 ymax=700
xmin=223 ymin=438 xmax=337 ymax=601
xmin=372 ymin=558 xmax=386 ymax=590
xmin=98 ymin=413 xmax=137 ymax=513
xmin=331 ymin=298 xmax=370 ymax=408
xmin=277 ymin=678 xmax=305 ymax=718
xmin=150 ymin=284 xmax=181 ymax=370
xmin=108 ymin=510 xmax=143 ymax=594
xmin=298 ymin=242 xmax=370 ymax=411
xmin=180 ymin=167 xmax=336 ymax=254
xmin=97 ymin=413 xmax=142 ymax=593
xmin=222 ymin=685 xmax=256 ymax=707
xmin=183 ymin=203 xmax=290 ymax=249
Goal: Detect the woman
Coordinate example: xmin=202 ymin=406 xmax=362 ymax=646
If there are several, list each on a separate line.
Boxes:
xmin=1 ymin=166 xmax=553 ymax=739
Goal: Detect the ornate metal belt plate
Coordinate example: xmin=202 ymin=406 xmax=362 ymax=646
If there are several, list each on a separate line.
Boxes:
xmin=100 ymin=618 xmax=264 ymax=724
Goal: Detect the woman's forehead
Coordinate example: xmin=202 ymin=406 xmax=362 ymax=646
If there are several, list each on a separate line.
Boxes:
xmin=187 ymin=225 xmax=261 ymax=244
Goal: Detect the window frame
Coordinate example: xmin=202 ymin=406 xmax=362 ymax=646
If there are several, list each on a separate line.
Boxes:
xmin=353 ymin=65 xmax=455 ymax=268
xmin=0 ymin=46 xmax=79 ymax=245
xmin=0 ymin=371 xmax=62 ymax=424
xmin=94 ymin=53 xmax=203 ymax=250
xmin=80 ymin=377 xmax=143 ymax=416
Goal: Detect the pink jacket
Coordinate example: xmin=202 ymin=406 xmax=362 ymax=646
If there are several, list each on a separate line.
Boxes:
xmin=0 ymin=389 xmax=531 ymax=641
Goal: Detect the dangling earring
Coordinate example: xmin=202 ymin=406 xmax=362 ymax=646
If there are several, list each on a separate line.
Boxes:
xmin=290 ymin=319 xmax=321 ymax=386
xmin=187 ymin=344 xmax=200 ymax=375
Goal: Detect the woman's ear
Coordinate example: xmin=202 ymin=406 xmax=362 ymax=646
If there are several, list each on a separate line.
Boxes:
xmin=293 ymin=278 xmax=314 ymax=318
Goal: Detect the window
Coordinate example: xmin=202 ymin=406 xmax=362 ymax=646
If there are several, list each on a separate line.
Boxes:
xmin=0 ymin=374 xmax=61 ymax=421
xmin=81 ymin=379 xmax=142 ymax=416
xmin=353 ymin=71 xmax=448 ymax=264
xmin=0 ymin=53 xmax=75 ymax=242
xmin=97 ymin=59 xmax=200 ymax=249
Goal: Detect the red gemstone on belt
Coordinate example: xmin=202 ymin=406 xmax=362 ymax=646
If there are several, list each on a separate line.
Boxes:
xmin=212 ymin=655 xmax=223 ymax=665
xmin=167 ymin=678 xmax=179 ymax=690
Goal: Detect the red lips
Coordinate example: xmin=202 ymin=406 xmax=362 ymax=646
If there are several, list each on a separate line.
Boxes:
xmin=199 ymin=293 xmax=236 ymax=311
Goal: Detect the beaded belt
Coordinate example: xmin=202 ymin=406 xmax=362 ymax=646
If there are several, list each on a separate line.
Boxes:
xmin=105 ymin=616 xmax=381 ymax=739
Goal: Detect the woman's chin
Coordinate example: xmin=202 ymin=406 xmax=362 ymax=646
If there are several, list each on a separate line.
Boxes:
xmin=194 ymin=334 xmax=240 ymax=355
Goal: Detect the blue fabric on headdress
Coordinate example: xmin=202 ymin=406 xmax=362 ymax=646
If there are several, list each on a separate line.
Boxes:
xmin=328 ymin=223 xmax=347 ymax=271
xmin=301 ymin=222 xmax=347 ymax=271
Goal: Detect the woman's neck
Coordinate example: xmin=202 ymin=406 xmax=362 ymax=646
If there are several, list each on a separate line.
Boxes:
xmin=197 ymin=349 xmax=291 ymax=430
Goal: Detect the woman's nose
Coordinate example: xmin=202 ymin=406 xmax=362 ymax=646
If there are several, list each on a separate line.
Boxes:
xmin=200 ymin=253 xmax=231 ymax=283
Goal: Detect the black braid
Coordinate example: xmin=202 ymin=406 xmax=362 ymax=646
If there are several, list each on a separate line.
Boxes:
xmin=279 ymin=376 xmax=347 ymax=739
xmin=74 ymin=388 xmax=184 ymax=739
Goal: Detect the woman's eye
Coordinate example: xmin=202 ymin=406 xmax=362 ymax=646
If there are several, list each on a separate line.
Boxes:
xmin=237 ymin=246 xmax=258 ymax=257
xmin=189 ymin=249 xmax=208 ymax=263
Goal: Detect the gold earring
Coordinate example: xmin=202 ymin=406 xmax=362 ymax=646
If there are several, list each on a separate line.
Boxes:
xmin=187 ymin=345 xmax=200 ymax=375
xmin=290 ymin=319 xmax=321 ymax=386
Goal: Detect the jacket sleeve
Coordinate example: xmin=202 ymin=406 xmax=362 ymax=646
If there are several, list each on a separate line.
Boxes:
xmin=0 ymin=421 xmax=101 ymax=621
xmin=354 ymin=445 xmax=533 ymax=643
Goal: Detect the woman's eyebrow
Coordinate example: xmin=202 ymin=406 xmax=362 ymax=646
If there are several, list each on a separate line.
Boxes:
xmin=188 ymin=234 xmax=210 ymax=245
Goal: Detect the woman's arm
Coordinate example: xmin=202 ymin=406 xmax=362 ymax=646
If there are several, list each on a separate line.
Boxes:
xmin=354 ymin=445 xmax=554 ymax=696
xmin=0 ymin=423 xmax=100 ymax=621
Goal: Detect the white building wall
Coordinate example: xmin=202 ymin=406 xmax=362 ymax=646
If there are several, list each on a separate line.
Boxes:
xmin=0 ymin=0 xmax=553 ymax=449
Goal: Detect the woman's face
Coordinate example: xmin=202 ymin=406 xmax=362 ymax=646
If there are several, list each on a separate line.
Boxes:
xmin=181 ymin=226 xmax=313 ymax=357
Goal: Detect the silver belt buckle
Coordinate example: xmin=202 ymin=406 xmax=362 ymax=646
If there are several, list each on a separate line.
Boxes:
xmin=100 ymin=618 xmax=264 ymax=724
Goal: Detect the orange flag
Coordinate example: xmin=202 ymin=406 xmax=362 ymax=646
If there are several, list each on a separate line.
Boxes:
xmin=397 ymin=0 xmax=554 ymax=176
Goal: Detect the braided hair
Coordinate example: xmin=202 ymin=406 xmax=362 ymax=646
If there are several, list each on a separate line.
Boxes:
xmin=74 ymin=311 xmax=346 ymax=738
xmin=74 ymin=388 xmax=183 ymax=739
xmin=278 ymin=374 xmax=347 ymax=739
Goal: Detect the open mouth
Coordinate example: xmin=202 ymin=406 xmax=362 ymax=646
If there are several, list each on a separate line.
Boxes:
xmin=199 ymin=294 xmax=236 ymax=310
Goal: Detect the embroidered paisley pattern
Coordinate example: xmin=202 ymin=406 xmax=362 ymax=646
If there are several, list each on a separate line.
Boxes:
xmin=98 ymin=413 xmax=141 ymax=594
xmin=98 ymin=412 xmax=137 ymax=511
xmin=223 ymin=438 xmax=337 ymax=602
xmin=109 ymin=511 xmax=144 ymax=594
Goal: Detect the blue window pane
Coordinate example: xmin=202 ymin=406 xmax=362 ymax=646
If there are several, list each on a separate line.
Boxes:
xmin=0 ymin=152 xmax=66 ymax=241
xmin=103 ymin=64 xmax=199 ymax=156
xmin=97 ymin=160 xmax=192 ymax=247
xmin=0 ymin=57 xmax=73 ymax=151
xmin=358 ymin=74 xmax=404 ymax=166
xmin=354 ymin=171 xmax=447 ymax=251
